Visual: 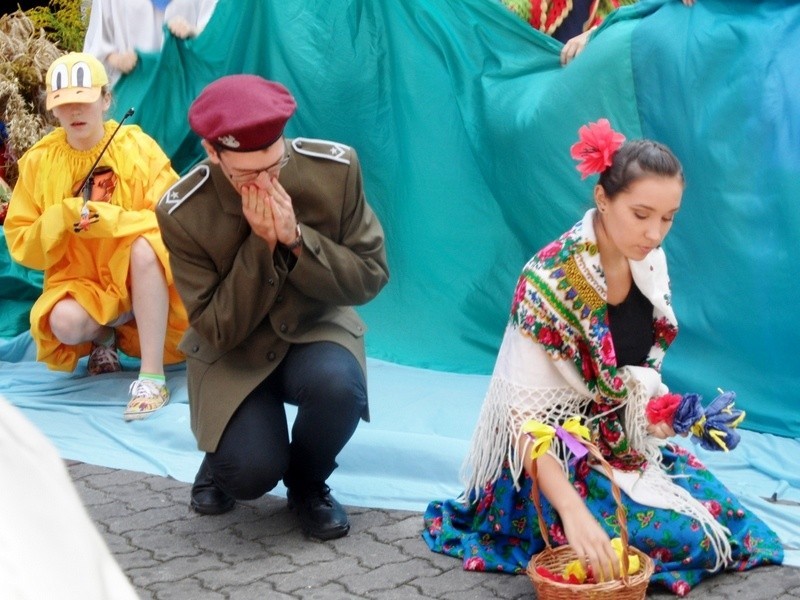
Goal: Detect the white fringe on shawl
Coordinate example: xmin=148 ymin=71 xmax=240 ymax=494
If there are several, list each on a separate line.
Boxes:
xmin=461 ymin=331 xmax=733 ymax=572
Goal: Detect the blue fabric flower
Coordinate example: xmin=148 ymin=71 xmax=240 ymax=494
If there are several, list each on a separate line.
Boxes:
xmin=696 ymin=391 xmax=745 ymax=452
xmin=672 ymin=393 xmax=704 ymax=435
xmin=673 ymin=391 xmax=745 ymax=452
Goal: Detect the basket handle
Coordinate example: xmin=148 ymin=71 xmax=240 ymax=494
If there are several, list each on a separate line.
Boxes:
xmin=528 ymin=437 xmax=634 ymax=583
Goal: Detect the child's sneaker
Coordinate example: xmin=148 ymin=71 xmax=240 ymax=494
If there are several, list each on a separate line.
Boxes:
xmin=124 ymin=379 xmax=170 ymax=421
xmin=87 ymin=342 xmax=121 ymax=375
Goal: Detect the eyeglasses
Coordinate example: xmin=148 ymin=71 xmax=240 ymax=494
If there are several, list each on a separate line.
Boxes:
xmin=218 ymin=152 xmax=291 ymax=185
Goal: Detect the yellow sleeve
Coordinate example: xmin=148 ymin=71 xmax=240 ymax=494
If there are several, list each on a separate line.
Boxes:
xmin=3 ymin=162 xmax=84 ymax=271
xmin=73 ymin=200 xmax=159 ymax=239
xmin=143 ymin=144 xmax=179 ymax=210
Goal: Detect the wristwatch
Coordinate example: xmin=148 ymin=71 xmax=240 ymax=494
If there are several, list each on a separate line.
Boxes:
xmin=285 ymin=224 xmax=303 ymax=250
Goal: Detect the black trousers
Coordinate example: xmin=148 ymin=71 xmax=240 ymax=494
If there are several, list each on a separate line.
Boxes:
xmin=203 ymin=341 xmax=367 ymax=499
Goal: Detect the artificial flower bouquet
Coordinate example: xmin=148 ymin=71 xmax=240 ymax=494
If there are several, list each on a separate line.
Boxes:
xmin=646 ymin=390 xmax=745 ymax=452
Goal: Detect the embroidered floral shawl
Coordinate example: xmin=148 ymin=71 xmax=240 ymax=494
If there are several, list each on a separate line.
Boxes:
xmin=509 ymin=209 xmax=677 ymax=469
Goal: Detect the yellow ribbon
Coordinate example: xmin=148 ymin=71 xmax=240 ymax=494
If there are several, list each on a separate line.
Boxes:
xmin=522 ymin=416 xmax=590 ymax=460
xmin=561 ymin=416 xmax=591 ymax=442
xmin=690 ymin=415 xmax=707 ymax=440
xmin=522 ymin=420 xmax=555 ymax=460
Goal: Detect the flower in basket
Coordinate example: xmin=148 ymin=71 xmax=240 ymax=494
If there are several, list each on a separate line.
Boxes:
xmin=569 ymin=118 xmax=626 ymax=179
xmin=561 ymin=538 xmax=641 ymax=584
xmin=646 ymin=390 xmax=745 ymax=452
xmin=534 ymin=565 xmax=583 ymax=585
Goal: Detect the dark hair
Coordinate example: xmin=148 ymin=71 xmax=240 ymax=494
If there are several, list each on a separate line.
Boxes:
xmin=598 ymin=139 xmax=684 ymax=198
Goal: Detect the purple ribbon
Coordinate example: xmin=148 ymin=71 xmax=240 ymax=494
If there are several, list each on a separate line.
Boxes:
xmin=556 ymin=426 xmax=589 ymax=466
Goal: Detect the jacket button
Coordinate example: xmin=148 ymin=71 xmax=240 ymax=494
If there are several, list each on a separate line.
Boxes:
xmin=314 ymin=245 xmax=321 ymax=255
xmin=280 ymin=323 xmax=288 ymax=333
xmin=192 ymin=345 xmax=199 ymax=353
xmin=268 ymin=278 xmax=275 ymax=286
xmin=276 ymin=294 xmax=283 ymax=303
xmin=267 ymin=352 xmax=276 ymax=361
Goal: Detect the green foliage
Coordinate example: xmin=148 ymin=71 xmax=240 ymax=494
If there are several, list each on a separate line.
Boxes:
xmin=26 ymin=0 xmax=88 ymax=53
xmin=597 ymin=0 xmax=639 ymax=21
xmin=500 ymin=0 xmax=532 ymax=22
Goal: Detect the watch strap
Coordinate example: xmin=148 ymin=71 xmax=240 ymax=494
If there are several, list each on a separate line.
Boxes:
xmin=285 ymin=224 xmax=303 ymax=250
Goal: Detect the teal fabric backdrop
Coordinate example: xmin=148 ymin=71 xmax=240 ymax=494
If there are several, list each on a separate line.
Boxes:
xmin=0 ymin=230 xmax=42 ymax=339
xmin=2 ymin=0 xmax=798 ymax=437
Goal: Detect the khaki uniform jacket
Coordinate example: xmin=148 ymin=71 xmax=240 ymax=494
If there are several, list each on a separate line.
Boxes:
xmin=156 ymin=138 xmax=389 ymax=451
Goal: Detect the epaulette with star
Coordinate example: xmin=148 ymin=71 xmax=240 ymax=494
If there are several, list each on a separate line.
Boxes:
xmin=292 ymin=138 xmax=351 ymax=165
xmin=159 ymin=164 xmax=210 ymax=214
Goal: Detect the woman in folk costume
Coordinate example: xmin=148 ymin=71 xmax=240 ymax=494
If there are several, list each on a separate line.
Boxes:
xmin=3 ymin=52 xmax=188 ymax=420
xmin=501 ymin=0 xmax=635 ymax=42
xmin=500 ymin=0 xmax=697 ymax=66
xmin=422 ymin=119 xmax=782 ymax=596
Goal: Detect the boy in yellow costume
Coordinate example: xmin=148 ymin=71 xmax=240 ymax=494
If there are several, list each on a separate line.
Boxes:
xmin=3 ymin=52 xmax=188 ymax=420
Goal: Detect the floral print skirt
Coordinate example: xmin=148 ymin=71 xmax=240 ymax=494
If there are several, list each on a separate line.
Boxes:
xmin=422 ymin=444 xmax=783 ymax=596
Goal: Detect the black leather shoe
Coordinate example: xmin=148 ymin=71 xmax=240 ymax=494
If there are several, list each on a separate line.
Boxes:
xmin=190 ymin=459 xmax=235 ymax=515
xmin=287 ymin=483 xmax=350 ymax=540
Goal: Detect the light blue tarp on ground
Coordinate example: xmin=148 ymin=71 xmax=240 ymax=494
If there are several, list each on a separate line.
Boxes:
xmin=1 ymin=0 xmax=799 ymax=565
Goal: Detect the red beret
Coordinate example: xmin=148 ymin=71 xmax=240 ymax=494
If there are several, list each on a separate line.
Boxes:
xmin=189 ymin=75 xmax=297 ymax=152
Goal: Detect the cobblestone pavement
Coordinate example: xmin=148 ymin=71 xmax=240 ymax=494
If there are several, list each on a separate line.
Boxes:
xmin=68 ymin=462 xmax=800 ymax=600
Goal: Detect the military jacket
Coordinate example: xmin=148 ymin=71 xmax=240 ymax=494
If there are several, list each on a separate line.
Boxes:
xmin=156 ymin=138 xmax=389 ymax=451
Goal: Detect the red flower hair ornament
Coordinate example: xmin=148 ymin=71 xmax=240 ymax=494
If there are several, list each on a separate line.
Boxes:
xmin=570 ymin=118 xmax=626 ymax=179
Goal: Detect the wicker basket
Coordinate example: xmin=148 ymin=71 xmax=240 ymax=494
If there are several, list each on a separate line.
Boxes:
xmin=526 ymin=441 xmax=654 ymax=599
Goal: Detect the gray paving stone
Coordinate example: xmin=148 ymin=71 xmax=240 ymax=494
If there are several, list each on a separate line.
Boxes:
xmin=106 ymin=505 xmax=189 ymax=534
xmin=127 ymin=528 xmax=205 ymax=561
xmin=70 ymin=477 xmax=118 ymax=505
xmin=370 ymin=585 xmax=451 ymax=600
xmin=192 ymin=557 xmax=290 ymax=588
xmin=113 ymin=547 xmax=163 ymax=572
xmin=129 ymin=554 xmax=235 ymax=586
xmin=272 ymin=556 xmax=369 ymax=594
xmin=412 ymin=567 xmax=491 ymax=597
xmin=338 ymin=558 xmax=443 ymax=596
xmin=335 ymin=531 xmax=411 ymax=568
xmin=68 ymin=462 xmax=799 ymax=600
xmin=222 ymin=584 xmax=298 ymax=600
xmin=292 ymin=582 xmax=371 ymax=600
xmin=268 ymin=538 xmax=343 ymax=567
xmin=145 ymin=579 xmax=227 ymax=600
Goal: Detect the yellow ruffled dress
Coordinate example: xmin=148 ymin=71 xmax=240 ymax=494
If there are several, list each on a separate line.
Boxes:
xmin=4 ymin=121 xmax=189 ymax=371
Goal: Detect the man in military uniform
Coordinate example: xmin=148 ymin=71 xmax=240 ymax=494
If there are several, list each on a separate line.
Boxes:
xmin=156 ymin=74 xmax=389 ymax=540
